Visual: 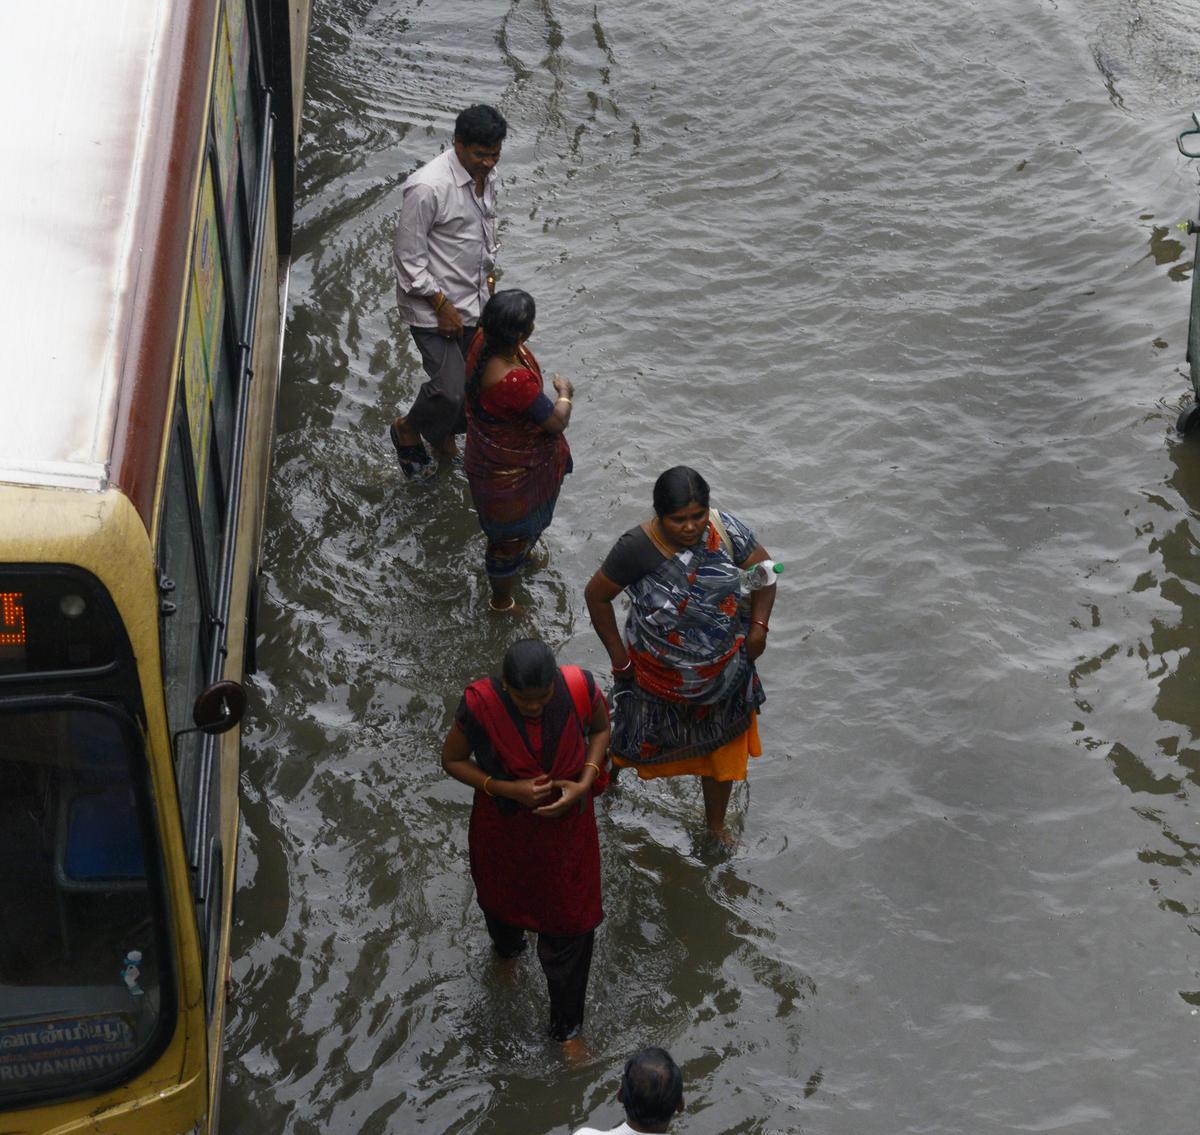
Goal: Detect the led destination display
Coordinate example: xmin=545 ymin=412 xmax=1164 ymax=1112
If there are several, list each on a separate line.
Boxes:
xmin=0 ymin=571 xmax=118 ymax=675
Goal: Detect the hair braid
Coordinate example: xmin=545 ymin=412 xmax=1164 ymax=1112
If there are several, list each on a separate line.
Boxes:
xmin=467 ymin=337 xmax=495 ymax=414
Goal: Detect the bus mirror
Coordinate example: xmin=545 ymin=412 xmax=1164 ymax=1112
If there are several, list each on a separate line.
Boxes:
xmin=192 ymin=680 xmax=246 ymax=735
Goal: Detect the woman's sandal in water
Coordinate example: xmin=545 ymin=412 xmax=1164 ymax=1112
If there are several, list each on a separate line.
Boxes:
xmin=523 ymin=540 xmax=550 ymax=572
xmin=390 ymin=419 xmax=435 ymax=482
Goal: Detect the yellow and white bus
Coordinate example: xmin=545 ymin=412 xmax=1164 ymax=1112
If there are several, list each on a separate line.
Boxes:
xmin=0 ymin=2 xmax=309 ymax=1131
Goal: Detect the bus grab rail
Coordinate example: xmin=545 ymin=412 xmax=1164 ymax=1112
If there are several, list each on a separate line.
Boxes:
xmin=189 ymin=90 xmax=275 ymax=883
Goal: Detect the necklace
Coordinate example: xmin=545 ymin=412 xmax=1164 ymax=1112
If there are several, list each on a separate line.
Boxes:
xmin=648 ymin=518 xmax=680 ymax=555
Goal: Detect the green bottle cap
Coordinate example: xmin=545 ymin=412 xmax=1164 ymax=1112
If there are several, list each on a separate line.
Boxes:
xmin=772 ymin=562 xmax=784 ymax=574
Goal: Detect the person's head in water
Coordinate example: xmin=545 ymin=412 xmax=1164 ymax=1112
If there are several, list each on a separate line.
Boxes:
xmin=618 ymin=1048 xmax=685 ymax=1132
xmin=453 ymin=104 xmax=507 ymax=180
xmin=480 ymin=289 xmax=536 ymax=355
xmin=501 ymin=638 xmax=557 ymax=717
xmin=652 ymin=466 xmax=711 ymax=548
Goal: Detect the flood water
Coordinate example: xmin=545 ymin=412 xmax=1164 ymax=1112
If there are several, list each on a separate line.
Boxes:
xmin=221 ymin=1 xmax=1200 ymax=1131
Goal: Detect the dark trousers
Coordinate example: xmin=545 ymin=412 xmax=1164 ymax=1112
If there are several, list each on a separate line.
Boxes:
xmin=483 ymin=911 xmax=596 ymax=1040
xmin=405 ymin=325 xmax=475 ymax=445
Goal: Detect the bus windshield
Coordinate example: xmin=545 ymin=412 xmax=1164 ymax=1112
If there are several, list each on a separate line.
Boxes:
xmin=0 ymin=701 xmax=172 ymax=1105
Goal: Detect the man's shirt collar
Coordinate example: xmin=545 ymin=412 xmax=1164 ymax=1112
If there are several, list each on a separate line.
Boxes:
xmin=448 ymin=147 xmax=472 ymax=185
xmin=447 ymin=147 xmax=495 ymax=190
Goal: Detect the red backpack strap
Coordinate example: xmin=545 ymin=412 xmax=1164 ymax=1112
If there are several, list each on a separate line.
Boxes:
xmin=561 ymin=665 xmax=610 ymax=796
xmin=561 ymin=665 xmax=591 ymax=725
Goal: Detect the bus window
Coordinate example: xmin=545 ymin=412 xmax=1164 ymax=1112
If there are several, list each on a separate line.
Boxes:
xmin=207 ymin=143 xmax=247 ymax=501
xmin=213 ymin=5 xmax=249 ymax=330
xmin=0 ymin=703 xmax=173 ymax=1107
xmin=228 ymin=0 xmax=262 ymax=212
xmin=192 ymin=160 xmax=232 ymax=572
xmin=158 ymin=425 xmax=212 ymax=823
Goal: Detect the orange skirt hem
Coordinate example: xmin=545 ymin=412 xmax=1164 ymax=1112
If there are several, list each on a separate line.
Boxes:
xmin=612 ymin=713 xmax=762 ymax=782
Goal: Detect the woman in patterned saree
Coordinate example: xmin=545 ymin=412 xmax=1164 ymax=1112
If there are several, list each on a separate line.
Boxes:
xmin=583 ymin=466 xmax=776 ymax=843
xmin=464 ymin=289 xmax=574 ymax=612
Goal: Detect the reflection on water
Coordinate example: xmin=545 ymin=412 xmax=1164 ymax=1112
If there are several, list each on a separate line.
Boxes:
xmin=1070 ymin=423 xmax=1200 ymax=1008
xmin=223 ymin=0 xmax=1200 ymax=1131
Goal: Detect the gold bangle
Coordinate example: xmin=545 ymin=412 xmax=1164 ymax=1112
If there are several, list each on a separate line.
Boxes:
xmin=483 ymin=776 xmax=495 ymax=797
xmin=583 ymin=761 xmax=603 ymax=775
xmin=556 ymin=396 xmax=572 ymax=405
xmin=432 ymin=291 xmax=446 ymax=312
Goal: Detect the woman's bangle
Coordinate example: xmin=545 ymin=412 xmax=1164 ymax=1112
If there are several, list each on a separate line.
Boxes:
xmin=583 ymin=761 xmax=603 ymax=776
xmin=483 ymin=775 xmax=495 ymax=797
xmin=556 ymin=396 xmax=572 ymax=405
xmin=432 ymin=291 xmax=446 ymax=311
xmin=750 ymin=619 xmax=770 ymax=633
xmin=612 ymin=658 xmax=633 ymax=675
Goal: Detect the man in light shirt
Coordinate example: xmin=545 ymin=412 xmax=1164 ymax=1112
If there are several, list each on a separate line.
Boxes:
xmin=573 ymin=1048 xmax=685 ymax=1135
xmin=390 ymin=104 xmax=507 ymax=480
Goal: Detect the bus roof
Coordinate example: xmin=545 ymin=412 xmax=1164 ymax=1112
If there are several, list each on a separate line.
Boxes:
xmin=0 ymin=2 xmax=207 ymax=507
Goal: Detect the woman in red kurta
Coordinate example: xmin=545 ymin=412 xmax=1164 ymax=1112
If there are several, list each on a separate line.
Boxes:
xmin=441 ymin=638 xmax=610 ymax=1041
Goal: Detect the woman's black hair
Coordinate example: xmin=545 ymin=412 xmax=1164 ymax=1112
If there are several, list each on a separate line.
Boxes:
xmin=652 ymin=465 xmax=710 ymax=517
xmin=502 ymin=638 xmax=557 ymax=690
xmin=467 ymin=290 xmax=537 ymax=412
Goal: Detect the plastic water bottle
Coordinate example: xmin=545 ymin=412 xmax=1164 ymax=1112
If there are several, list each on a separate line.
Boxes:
xmin=740 ymin=560 xmax=783 ymax=591
xmin=120 ymin=950 xmax=144 ymax=996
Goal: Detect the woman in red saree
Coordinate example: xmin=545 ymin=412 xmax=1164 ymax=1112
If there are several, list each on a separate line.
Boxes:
xmin=441 ymin=638 xmax=610 ymax=1041
xmin=464 ymin=290 xmax=574 ymax=612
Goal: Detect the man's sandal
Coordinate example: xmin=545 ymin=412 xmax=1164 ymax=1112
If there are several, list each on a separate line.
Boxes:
xmin=390 ymin=419 xmax=434 ymax=482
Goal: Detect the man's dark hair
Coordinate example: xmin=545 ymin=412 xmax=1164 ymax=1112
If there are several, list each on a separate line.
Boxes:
xmin=621 ymin=1048 xmax=683 ymax=1127
xmin=455 ymin=104 xmax=508 ymax=147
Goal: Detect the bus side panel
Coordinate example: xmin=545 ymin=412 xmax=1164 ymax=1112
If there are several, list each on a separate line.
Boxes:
xmin=206 ymin=181 xmax=284 ymax=1126
xmin=287 ymin=1 xmax=313 ymax=149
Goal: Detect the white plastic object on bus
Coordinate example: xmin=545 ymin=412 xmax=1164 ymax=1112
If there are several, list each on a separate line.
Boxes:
xmin=120 ymin=950 xmax=144 ymax=996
